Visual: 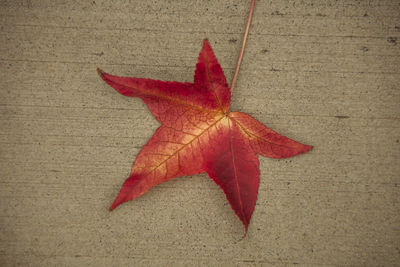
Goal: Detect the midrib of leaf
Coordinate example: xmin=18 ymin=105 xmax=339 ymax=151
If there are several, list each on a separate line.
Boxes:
xmin=203 ymin=53 xmax=226 ymax=114
xmin=100 ymin=71 xmax=215 ymax=114
xmin=227 ymin=118 xmax=247 ymax=226
xmin=229 ymin=115 xmax=296 ymax=150
xmin=137 ymin=113 xmax=226 ymax=180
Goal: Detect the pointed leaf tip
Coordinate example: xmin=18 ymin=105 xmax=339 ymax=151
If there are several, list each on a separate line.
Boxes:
xmin=110 ymin=202 xmax=120 ymax=211
xmin=110 ymin=197 xmax=123 ymax=211
xmin=242 ymin=229 xmax=248 ymax=239
xmin=97 ymin=68 xmax=104 ymax=77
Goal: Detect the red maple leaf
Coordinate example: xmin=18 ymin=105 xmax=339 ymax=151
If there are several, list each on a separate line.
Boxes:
xmin=98 ymin=40 xmax=311 ymax=233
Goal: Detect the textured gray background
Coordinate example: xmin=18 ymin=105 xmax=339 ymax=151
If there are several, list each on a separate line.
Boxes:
xmin=1 ymin=0 xmax=399 ymax=266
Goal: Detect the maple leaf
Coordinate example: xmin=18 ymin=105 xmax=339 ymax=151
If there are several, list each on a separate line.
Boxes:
xmin=98 ymin=40 xmax=311 ymax=233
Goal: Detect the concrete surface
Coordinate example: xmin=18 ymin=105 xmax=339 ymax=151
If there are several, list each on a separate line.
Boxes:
xmin=1 ymin=0 xmax=399 ymax=266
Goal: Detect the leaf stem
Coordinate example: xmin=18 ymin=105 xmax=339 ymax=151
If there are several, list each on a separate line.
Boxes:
xmin=231 ymin=0 xmax=255 ymax=92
